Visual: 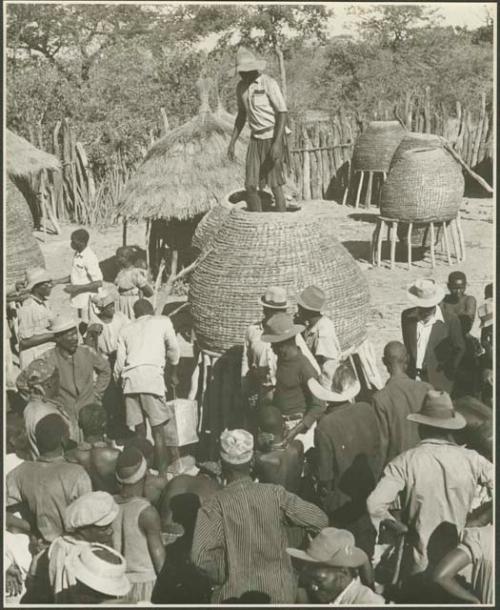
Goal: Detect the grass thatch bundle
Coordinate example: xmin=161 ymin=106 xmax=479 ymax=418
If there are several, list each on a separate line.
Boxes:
xmin=118 ymin=79 xmax=248 ymax=222
xmin=6 ymin=129 xmax=60 ymax=177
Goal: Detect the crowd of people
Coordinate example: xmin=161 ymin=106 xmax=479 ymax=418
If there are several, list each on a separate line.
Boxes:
xmin=4 ymin=222 xmax=494 ymax=605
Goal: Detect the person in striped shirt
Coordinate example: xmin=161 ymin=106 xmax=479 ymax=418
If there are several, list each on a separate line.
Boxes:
xmin=191 ymin=429 xmax=328 ymax=603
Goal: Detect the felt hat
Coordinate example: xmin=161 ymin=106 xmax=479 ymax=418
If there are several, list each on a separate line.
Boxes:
xmin=261 ymin=312 xmax=304 ymax=343
xmin=50 ymin=314 xmax=78 ymax=334
xmin=25 ymin=267 xmax=52 ymax=291
xmin=407 ymin=390 xmax=466 ymax=430
xmin=65 ymin=491 xmax=119 ymax=531
xmin=235 ymin=46 xmax=266 ymax=75
xmin=297 ymin=286 xmax=327 ymax=312
xmin=68 ymin=543 xmax=131 ymax=598
xmin=407 ymin=278 xmax=445 ymax=307
xmin=220 ymin=429 xmax=254 ymax=465
xmin=478 ymin=299 xmax=493 ymax=328
xmin=307 ymin=359 xmax=361 ymax=403
xmin=287 ymin=527 xmax=367 ymax=568
xmin=259 ymin=286 xmax=289 ymax=309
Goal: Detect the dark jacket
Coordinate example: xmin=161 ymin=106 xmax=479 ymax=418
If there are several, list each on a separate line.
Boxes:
xmin=401 ymin=305 xmax=465 ymax=393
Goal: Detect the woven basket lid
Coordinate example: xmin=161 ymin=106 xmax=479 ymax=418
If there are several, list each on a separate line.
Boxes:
xmin=6 ymin=178 xmax=45 ymax=291
xmin=380 ymin=140 xmax=464 ymax=222
xmin=189 ymin=207 xmax=370 ymax=354
xmin=352 ymin=121 xmax=406 ymax=172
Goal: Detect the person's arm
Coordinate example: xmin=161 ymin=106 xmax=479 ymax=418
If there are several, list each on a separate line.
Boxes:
xmin=6 ymin=511 xmax=32 ymax=536
xmin=163 ymin=319 xmax=181 ymax=367
xmin=19 ymin=332 xmax=55 ymax=350
xmin=64 ymin=280 xmax=102 ymax=296
xmin=227 ymin=84 xmax=246 ymax=161
xmin=133 ymin=268 xmax=154 ymax=298
xmin=191 ymin=501 xmax=226 ymax=585
xmin=269 ymin=112 xmax=287 ymax=162
xmin=65 ymin=252 xmax=103 ymax=295
xmin=366 ymin=458 xmax=407 ymax=535
xmin=464 ymin=296 xmax=477 ymax=322
xmin=17 ymin=307 xmax=55 ymax=350
xmin=432 ymin=547 xmax=479 ymax=603
xmin=280 ymin=486 xmax=328 ymax=532
xmin=114 ymin=333 xmax=126 ymax=383
xmin=138 ymin=505 xmax=166 ymax=575
xmin=89 ymin=347 xmax=111 ymax=401
xmin=448 ymin=316 xmax=466 ymax=373
xmin=466 ymin=500 xmax=492 ymax=527
xmin=53 ymin=275 xmax=71 ymax=285
xmin=372 ymin=395 xmax=390 ymax=465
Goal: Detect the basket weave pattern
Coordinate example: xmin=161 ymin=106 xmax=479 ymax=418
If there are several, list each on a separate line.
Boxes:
xmin=352 ymin=121 xmax=406 ymax=172
xmin=192 ymin=205 xmax=231 ymax=252
xmin=380 ymin=139 xmax=464 ymax=222
xmin=189 ymin=208 xmax=370 ymax=354
xmin=6 ymin=178 xmax=45 ymax=290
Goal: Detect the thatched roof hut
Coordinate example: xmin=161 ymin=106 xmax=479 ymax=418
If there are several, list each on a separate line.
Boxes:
xmin=5 ymin=129 xmax=61 ymax=290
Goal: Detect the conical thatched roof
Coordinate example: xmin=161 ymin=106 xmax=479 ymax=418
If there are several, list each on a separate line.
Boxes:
xmin=6 ymin=129 xmax=61 ymax=177
xmin=118 ymin=79 xmax=248 ymax=222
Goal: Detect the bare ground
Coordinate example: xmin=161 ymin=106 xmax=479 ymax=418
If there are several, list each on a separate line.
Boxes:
xmin=38 ymin=197 xmax=494 ymax=383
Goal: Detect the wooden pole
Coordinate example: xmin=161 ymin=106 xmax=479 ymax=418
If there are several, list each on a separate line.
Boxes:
xmin=122 ymin=218 xmax=128 ymax=246
xmin=442 ymin=140 xmax=493 ymax=194
xmin=471 ymin=92 xmax=486 ymax=168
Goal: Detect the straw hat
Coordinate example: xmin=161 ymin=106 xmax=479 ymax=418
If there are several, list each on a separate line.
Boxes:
xmin=478 ymin=300 xmax=493 ymax=328
xmin=407 ymin=390 xmax=466 ymax=430
xmin=50 ymin=314 xmax=77 ymax=334
xmin=287 ymin=527 xmax=367 ymax=568
xmin=407 ymin=278 xmax=445 ymax=307
xmin=261 ymin=312 xmax=304 ymax=344
xmin=235 ymin=46 xmax=266 ymax=75
xmin=25 ymin=267 xmax=51 ymax=291
xmin=307 ymin=360 xmax=361 ymax=403
xmin=68 ymin=543 xmax=130 ymax=598
xmin=259 ymin=286 xmax=289 ymax=309
xmin=297 ymin=286 xmax=327 ymax=312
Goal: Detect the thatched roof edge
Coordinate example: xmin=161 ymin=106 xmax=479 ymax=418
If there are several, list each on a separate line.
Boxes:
xmin=6 ymin=129 xmax=61 ymax=177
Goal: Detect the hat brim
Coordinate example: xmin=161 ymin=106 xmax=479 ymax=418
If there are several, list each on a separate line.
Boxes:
xmin=26 ymin=275 xmax=52 ymax=291
xmin=287 ymin=546 xmax=367 ymax=569
xmin=407 ymin=411 xmax=467 ymax=430
xmin=261 ymin=324 xmax=305 ymax=343
xmin=407 ymin=284 xmax=445 ymax=307
xmin=51 ymin=322 xmax=78 ymax=334
xmin=307 ymin=378 xmax=361 ymax=403
xmin=297 ymin=295 xmax=324 ymax=312
xmin=259 ymin=296 xmax=289 ymax=309
xmin=235 ymin=60 xmax=266 ymax=75
xmin=69 ymin=556 xmax=131 ymax=597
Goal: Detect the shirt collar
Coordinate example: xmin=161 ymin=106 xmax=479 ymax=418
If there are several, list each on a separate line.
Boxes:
xmin=37 ymin=454 xmax=66 ymax=463
xmin=29 ymin=294 xmax=46 ymax=306
xmin=74 ymin=247 xmax=88 ymax=258
xmin=331 ymin=577 xmax=359 ymax=605
xmin=417 ymin=438 xmax=458 ymax=448
xmin=417 ymin=306 xmax=444 ymax=326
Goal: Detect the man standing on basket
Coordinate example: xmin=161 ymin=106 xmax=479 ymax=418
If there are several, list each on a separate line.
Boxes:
xmin=228 ymin=46 xmax=288 ymax=212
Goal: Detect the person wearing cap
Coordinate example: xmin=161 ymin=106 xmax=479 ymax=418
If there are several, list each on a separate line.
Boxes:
xmin=261 ymin=312 xmax=325 ymax=451
xmin=16 ymin=358 xmax=74 ymax=459
xmin=310 ymin=360 xmax=381 ymax=558
xmin=6 ymin=414 xmax=92 ymax=547
xmin=114 ymin=246 xmax=154 ymax=319
xmin=295 ymin=285 xmax=342 ymax=375
xmin=440 ymin=271 xmax=477 ymax=330
xmin=191 ymin=428 xmax=328 ymax=603
xmin=401 ymin=278 xmax=465 ymax=393
xmin=114 ymin=298 xmax=180 ymax=474
xmin=372 ymin=341 xmax=432 ymax=466
xmin=112 ymin=446 xmax=166 ymax=603
xmin=227 ymin=46 xmax=289 ymax=212
xmin=43 ymin=314 xmax=111 ymax=441
xmin=367 ymin=390 xmax=493 ymax=580
xmin=287 ymin=527 xmax=384 ymax=604
xmin=242 ymin=286 xmax=319 ymax=421
xmin=17 ymin=267 xmax=56 ymax=369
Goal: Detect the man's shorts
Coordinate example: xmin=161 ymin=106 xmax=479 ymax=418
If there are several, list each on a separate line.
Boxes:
xmin=125 ymin=393 xmax=173 ymax=429
xmin=245 ymin=137 xmax=285 ymax=190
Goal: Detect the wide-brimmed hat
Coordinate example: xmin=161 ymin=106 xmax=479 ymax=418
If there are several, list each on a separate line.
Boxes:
xmin=297 ymin=286 xmax=327 ymax=312
xmin=68 ymin=543 xmax=131 ymax=598
xmin=407 ymin=390 xmax=466 ymax=430
xmin=478 ymin=299 xmax=493 ymax=328
xmin=261 ymin=312 xmax=304 ymax=343
xmin=235 ymin=46 xmax=266 ymax=75
xmin=407 ymin=278 xmax=445 ymax=307
xmin=50 ymin=314 xmax=78 ymax=334
xmin=220 ymin=429 xmax=254 ymax=465
xmin=307 ymin=359 xmax=361 ymax=403
xmin=26 ymin=267 xmax=52 ymax=291
xmin=259 ymin=286 xmax=289 ymax=309
xmin=287 ymin=527 xmax=367 ymax=568
xmin=91 ymin=292 xmax=115 ymax=311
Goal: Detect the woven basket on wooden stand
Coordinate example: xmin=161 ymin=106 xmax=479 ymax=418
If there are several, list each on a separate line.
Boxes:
xmin=6 ymin=177 xmax=45 ymax=290
xmin=352 ymin=121 xmax=406 ymax=172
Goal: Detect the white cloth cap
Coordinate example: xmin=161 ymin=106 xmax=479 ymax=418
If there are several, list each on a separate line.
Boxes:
xmin=220 ymin=428 xmax=254 ymax=464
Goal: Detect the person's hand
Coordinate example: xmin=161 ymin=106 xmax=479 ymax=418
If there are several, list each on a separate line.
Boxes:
xmin=169 ymin=369 xmax=180 ymax=389
xmin=381 ymin=518 xmax=408 ymax=535
xmin=5 ymin=564 xmax=23 ymax=597
xmin=64 ymin=285 xmax=79 ymax=295
xmin=227 ymin=142 xmax=236 ymax=162
xmin=269 ymin=141 xmax=282 ymax=163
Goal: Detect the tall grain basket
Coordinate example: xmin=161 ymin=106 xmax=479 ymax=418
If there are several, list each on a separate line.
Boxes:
xmin=380 ymin=135 xmax=464 ymax=223
xmin=192 ymin=205 xmax=232 ymax=252
xmin=189 ymin=207 xmax=370 ymax=355
xmin=6 ymin=177 xmax=45 ymax=290
xmin=352 ymin=121 xmax=406 ymax=172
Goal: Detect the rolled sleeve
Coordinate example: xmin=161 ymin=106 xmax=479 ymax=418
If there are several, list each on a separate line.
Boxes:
xmin=367 ymin=458 xmax=407 ymax=534
xmin=263 ymin=75 xmax=287 ymax=113
xmin=280 ymin=487 xmax=328 ymax=531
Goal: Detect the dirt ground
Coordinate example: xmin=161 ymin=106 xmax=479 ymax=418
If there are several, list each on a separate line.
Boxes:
xmin=37 ymin=196 xmax=494 ymax=383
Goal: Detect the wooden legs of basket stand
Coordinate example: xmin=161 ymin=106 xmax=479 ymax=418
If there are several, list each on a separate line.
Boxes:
xmin=343 ymin=170 xmax=387 ymax=208
xmin=372 ymin=215 xmax=465 ymax=269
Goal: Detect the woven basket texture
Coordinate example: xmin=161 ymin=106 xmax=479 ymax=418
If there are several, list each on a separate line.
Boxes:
xmin=6 ymin=178 xmax=45 ymax=290
xmin=192 ymin=205 xmax=232 ymax=252
xmin=380 ymin=138 xmax=464 ymax=222
xmin=189 ymin=207 xmax=370 ymax=354
xmin=352 ymin=121 xmax=406 ymax=172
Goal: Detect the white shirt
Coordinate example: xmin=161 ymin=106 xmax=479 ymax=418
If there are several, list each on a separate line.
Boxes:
xmin=415 ymin=306 xmax=444 ymax=369
xmin=114 ymin=315 xmax=180 ymax=396
xmin=97 ymin=312 xmax=130 ymax=357
xmin=237 ymin=74 xmax=287 ymax=139
xmin=303 ymin=315 xmax=342 ymax=365
xmin=70 ymin=246 xmax=103 ymax=309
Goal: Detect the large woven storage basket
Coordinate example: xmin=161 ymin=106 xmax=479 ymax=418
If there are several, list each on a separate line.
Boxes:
xmin=6 ymin=178 xmax=45 ymax=290
xmin=192 ymin=205 xmax=232 ymax=252
xmin=352 ymin=121 xmax=406 ymax=172
xmin=380 ymin=135 xmax=464 ymax=222
xmin=189 ymin=207 xmax=370 ymax=354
